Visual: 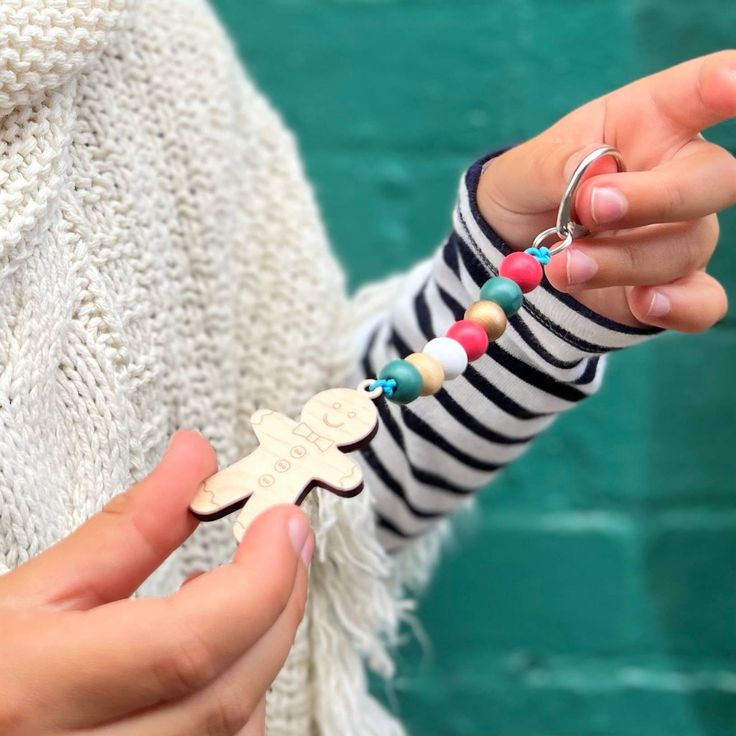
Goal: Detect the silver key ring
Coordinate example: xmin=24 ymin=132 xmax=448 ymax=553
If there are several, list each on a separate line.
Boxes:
xmin=532 ymin=226 xmax=573 ymax=256
xmin=539 ymin=145 xmax=626 ymax=256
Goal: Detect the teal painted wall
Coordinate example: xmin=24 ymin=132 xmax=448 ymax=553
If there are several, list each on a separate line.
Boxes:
xmin=210 ymin=2 xmax=736 ymax=734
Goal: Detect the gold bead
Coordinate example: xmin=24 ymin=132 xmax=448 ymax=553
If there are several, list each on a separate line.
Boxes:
xmin=464 ymin=300 xmax=507 ymax=341
xmin=405 ymin=352 xmax=445 ymax=396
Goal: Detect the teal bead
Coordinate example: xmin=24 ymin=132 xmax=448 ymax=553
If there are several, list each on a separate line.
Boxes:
xmin=479 ymin=276 xmax=523 ymax=316
xmin=379 ymin=359 xmax=423 ymax=404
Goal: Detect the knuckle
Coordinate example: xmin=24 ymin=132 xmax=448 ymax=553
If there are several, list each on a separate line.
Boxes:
xmin=682 ymin=221 xmax=713 ymax=272
xmin=663 ymin=184 xmax=685 ymax=220
xmin=153 ymin=620 xmax=217 ymax=698
xmin=682 ymin=231 xmax=704 ymax=273
xmin=203 ymin=692 xmax=250 ymax=736
xmin=621 ymin=244 xmax=639 ymax=275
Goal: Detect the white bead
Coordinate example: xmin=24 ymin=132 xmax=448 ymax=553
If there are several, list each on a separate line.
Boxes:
xmin=422 ymin=337 xmax=468 ymax=380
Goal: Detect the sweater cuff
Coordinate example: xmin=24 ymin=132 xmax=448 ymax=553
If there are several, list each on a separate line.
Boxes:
xmin=454 ymin=151 xmax=662 ymax=363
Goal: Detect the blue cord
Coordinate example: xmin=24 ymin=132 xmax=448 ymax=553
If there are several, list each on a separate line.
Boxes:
xmin=524 ymin=246 xmax=551 ymax=266
xmin=369 ymin=378 xmax=397 ymax=397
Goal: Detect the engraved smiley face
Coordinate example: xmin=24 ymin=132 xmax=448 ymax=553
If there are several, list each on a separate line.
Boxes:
xmin=300 ymin=388 xmax=378 ymax=447
xmin=322 ymin=401 xmax=359 ymax=428
xmin=322 ymin=401 xmax=344 ymax=428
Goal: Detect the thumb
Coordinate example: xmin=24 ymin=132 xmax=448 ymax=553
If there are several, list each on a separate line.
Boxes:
xmin=478 ymin=136 xmax=619 ymax=249
xmin=0 ymin=430 xmax=217 ymax=610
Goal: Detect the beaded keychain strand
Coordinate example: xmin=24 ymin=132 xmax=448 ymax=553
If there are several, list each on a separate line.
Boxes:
xmin=189 ymin=146 xmax=625 ymax=540
xmin=369 ymin=247 xmax=547 ymax=404
xmin=369 ymin=144 xmax=624 ymax=402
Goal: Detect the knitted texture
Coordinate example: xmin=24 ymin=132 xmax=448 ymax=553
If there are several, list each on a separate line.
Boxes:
xmin=0 ymin=1 xmax=128 ymax=116
xmin=0 ymin=1 xmax=416 ymax=733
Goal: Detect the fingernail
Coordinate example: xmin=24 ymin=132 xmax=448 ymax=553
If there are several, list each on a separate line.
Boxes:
xmin=591 ymin=187 xmax=628 ymax=225
xmin=288 ymin=515 xmax=310 ymax=556
xmin=301 ymin=533 xmax=315 ymax=568
xmin=647 ymin=291 xmax=671 ymax=318
xmin=566 ymin=248 xmax=599 ymax=286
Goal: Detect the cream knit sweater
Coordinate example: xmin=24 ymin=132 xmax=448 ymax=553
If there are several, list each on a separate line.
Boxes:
xmin=0 ymin=2 xmax=660 ymax=734
xmin=0 ymin=2 xmax=421 ymax=733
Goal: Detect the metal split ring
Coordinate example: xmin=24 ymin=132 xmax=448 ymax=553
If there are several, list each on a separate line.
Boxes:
xmin=532 ymin=226 xmax=573 ymax=257
xmin=537 ymin=145 xmax=626 ymax=255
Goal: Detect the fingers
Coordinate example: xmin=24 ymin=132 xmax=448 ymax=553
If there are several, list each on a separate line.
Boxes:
xmin=544 ymin=217 xmax=719 ymax=290
xmin=104 ymin=549 xmax=310 ymax=736
xmin=477 ymin=50 xmax=736 ymax=251
xmin=641 ymin=50 xmax=736 ymax=136
xmin=574 ymin=140 xmax=736 ymax=230
xmin=628 ymin=270 xmax=728 ymax=332
xmin=45 ymin=506 xmax=311 ymax=727
xmin=601 ymin=52 xmax=736 ymax=152
xmin=0 ymin=431 xmax=217 ymax=610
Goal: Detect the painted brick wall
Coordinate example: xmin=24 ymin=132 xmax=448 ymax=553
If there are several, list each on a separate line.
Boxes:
xmin=210 ymin=2 xmax=736 ymax=734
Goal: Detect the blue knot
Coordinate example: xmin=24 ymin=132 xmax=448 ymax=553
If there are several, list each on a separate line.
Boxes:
xmin=525 ymin=246 xmax=551 ymax=266
xmin=369 ymin=378 xmax=397 ymax=398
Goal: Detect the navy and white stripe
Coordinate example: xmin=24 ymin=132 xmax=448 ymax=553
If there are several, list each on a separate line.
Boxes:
xmin=352 ymin=155 xmax=660 ymax=551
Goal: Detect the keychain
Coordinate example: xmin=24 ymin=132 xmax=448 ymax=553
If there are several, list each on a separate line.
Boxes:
xmin=189 ymin=145 xmax=625 ymax=540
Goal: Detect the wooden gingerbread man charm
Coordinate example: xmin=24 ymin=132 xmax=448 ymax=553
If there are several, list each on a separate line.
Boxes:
xmin=189 ymin=386 xmax=379 ymax=540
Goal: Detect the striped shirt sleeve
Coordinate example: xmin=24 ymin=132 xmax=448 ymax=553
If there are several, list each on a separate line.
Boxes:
xmin=349 ymin=153 xmax=661 ymax=552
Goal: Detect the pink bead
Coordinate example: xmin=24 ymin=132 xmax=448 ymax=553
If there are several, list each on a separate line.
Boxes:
xmin=446 ymin=320 xmax=489 ymax=361
xmin=498 ymin=252 xmax=543 ymax=293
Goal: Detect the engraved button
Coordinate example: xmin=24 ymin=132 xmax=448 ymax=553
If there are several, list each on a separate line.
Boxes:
xmin=274 ymin=459 xmax=290 ymax=473
xmin=258 ymin=474 xmax=275 ymax=488
xmin=290 ymin=445 xmax=307 ymax=459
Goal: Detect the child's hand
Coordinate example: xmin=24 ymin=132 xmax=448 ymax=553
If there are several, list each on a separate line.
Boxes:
xmin=0 ymin=432 xmax=313 ymax=736
xmin=477 ymin=50 xmax=736 ymax=331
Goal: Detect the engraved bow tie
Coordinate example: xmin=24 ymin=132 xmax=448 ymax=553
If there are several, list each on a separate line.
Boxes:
xmin=293 ymin=423 xmax=334 ymax=452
